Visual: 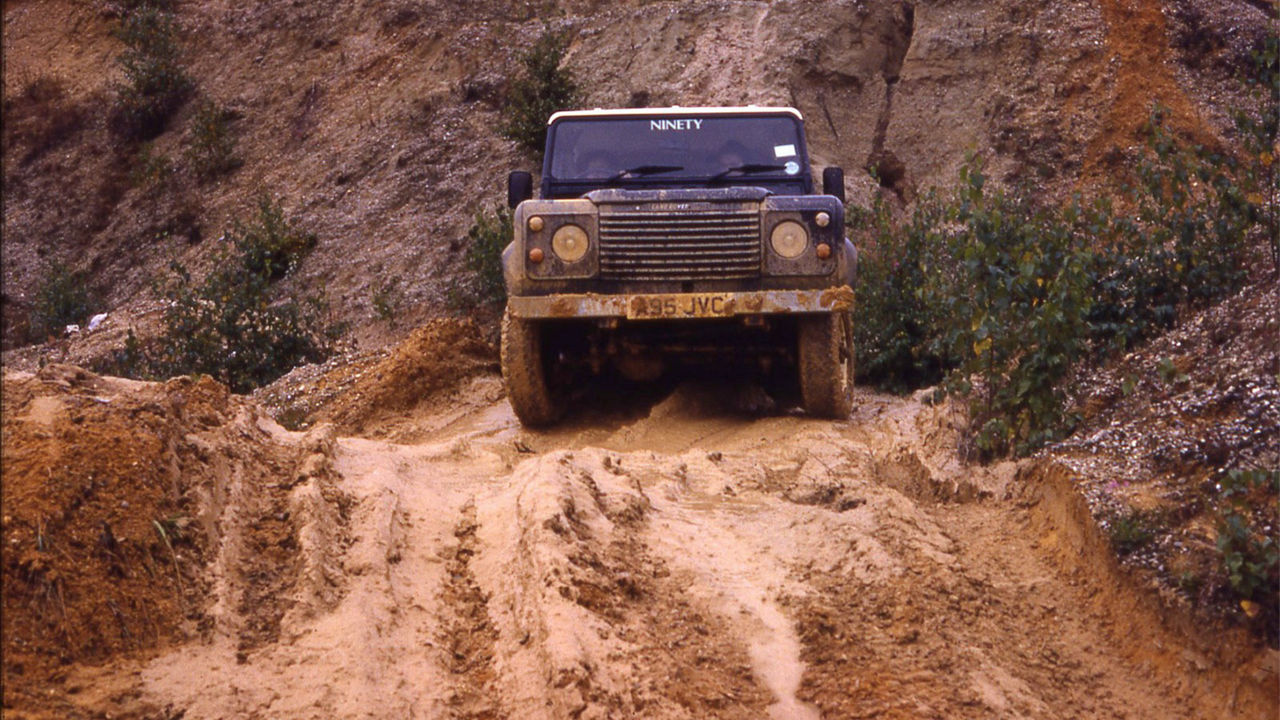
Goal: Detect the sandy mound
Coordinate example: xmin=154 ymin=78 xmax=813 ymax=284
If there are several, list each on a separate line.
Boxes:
xmin=1 ymin=365 xmax=346 ymax=718
xmin=255 ymin=318 xmax=496 ymax=437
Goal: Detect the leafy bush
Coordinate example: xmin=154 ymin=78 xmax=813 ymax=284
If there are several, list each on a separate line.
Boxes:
xmin=113 ymin=0 xmax=176 ymax=11
xmin=232 ymin=194 xmax=317 ymax=281
xmin=1086 ymin=110 xmax=1253 ymax=353
xmin=370 ymin=274 xmax=403 ymax=326
xmin=849 ymin=102 xmax=1266 ymax=458
xmin=501 ymin=28 xmax=581 ymax=158
xmin=116 ymin=197 xmax=335 ymax=393
xmin=184 ymin=100 xmax=240 ymax=180
xmin=848 ymin=191 xmax=951 ymax=394
xmin=111 ymin=5 xmax=191 ymax=139
xmin=1105 ymin=509 xmax=1160 ymax=556
xmin=29 ymin=263 xmax=94 ymax=340
xmin=130 ymin=141 xmax=173 ymax=188
xmin=461 ymin=205 xmax=511 ymax=305
xmin=1233 ymin=33 xmax=1278 ymax=275
xmin=95 ymin=328 xmax=148 ymax=380
xmin=850 ymin=160 xmax=1098 ymax=456
xmin=930 ymin=161 xmax=1097 ymax=457
xmin=1214 ymin=470 xmax=1279 ymax=609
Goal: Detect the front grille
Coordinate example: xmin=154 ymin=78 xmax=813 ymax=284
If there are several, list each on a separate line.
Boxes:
xmin=598 ymin=207 xmax=761 ymax=281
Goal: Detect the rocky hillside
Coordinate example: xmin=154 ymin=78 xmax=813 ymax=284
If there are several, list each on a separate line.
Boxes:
xmin=2 ymin=0 xmax=1270 ymax=356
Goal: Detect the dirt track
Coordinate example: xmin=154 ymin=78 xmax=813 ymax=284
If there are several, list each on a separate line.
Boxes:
xmin=7 ymin=370 xmax=1277 ymax=719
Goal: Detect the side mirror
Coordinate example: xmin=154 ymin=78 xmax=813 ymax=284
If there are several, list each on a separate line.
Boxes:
xmin=508 ymin=171 xmax=533 ymax=209
xmin=822 ymin=167 xmax=845 ymax=204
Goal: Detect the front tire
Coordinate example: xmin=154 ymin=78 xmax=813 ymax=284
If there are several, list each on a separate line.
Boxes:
xmin=501 ymin=308 xmax=563 ymax=427
xmin=798 ymin=311 xmax=854 ymax=419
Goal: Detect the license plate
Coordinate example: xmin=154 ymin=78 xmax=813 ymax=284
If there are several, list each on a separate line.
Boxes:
xmin=626 ymin=293 xmax=734 ymax=320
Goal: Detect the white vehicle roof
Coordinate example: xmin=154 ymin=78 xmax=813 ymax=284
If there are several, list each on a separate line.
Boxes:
xmin=547 ymin=106 xmax=803 ymax=124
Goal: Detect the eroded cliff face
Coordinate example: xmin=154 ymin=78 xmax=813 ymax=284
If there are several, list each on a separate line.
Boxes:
xmin=1 ymin=0 xmax=1268 ymax=351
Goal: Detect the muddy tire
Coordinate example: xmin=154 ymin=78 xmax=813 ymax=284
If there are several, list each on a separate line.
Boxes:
xmin=798 ymin=311 xmax=854 ymax=419
xmin=501 ymin=308 xmax=563 ymax=427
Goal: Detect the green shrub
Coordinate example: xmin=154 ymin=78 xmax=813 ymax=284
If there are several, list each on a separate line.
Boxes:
xmin=1234 ymin=33 xmax=1278 ymax=275
xmin=851 ymin=159 xmax=1097 ymax=456
xmin=29 ymin=263 xmax=94 ymax=340
xmin=94 ymin=328 xmax=147 ymax=379
xmin=926 ymin=159 xmax=1096 ymax=457
xmin=1105 ymin=509 xmax=1159 ymax=556
xmin=114 ymin=0 xmax=177 ymax=11
xmin=849 ymin=101 xmax=1264 ymax=458
xmin=233 ymin=194 xmax=317 ymax=281
xmin=130 ymin=141 xmax=173 ymax=189
xmin=1214 ymin=470 xmax=1279 ymax=608
xmin=111 ymin=5 xmax=191 ymax=139
xmin=461 ymin=205 xmax=511 ymax=304
xmin=184 ymin=99 xmax=240 ymax=180
xmin=847 ymin=190 xmax=952 ymax=394
xmin=370 ymin=274 xmax=403 ymax=326
xmin=1087 ymin=110 xmax=1254 ymax=353
xmin=501 ymin=28 xmax=581 ymax=158
xmin=125 ymin=197 xmax=335 ymax=393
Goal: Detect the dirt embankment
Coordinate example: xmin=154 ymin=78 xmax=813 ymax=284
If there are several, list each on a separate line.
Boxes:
xmin=1 ymin=364 xmax=349 ymax=718
xmin=4 ymin=358 xmax=1276 ymax=719
xmin=1049 ymin=279 xmax=1280 ymax=633
xmin=252 ymin=318 xmax=498 ymax=439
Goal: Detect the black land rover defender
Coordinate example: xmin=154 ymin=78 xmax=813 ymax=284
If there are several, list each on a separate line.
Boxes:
xmin=501 ymin=106 xmax=856 ymax=426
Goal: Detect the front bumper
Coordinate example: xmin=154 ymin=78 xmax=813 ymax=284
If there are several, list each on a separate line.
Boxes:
xmin=507 ymin=286 xmax=854 ymax=320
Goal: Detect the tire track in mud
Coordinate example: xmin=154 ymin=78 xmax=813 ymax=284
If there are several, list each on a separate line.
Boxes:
xmin=138 ymin=437 xmax=505 ymax=718
xmin=440 ymin=501 xmax=503 ymax=720
xmin=189 ymin=421 xmax=351 ymax=657
xmin=467 ymin=449 xmax=774 ymax=719
xmin=80 ymin=381 xmax=1276 ymax=720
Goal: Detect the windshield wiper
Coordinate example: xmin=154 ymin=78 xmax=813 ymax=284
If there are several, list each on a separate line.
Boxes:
xmin=709 ymin=163 xmax=788 ymax=182
xmin=605 ymin=164 xmax=684 ymax=182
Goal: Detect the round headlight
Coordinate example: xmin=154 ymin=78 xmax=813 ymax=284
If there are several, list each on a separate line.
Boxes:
xmin=551 ymin=224 xmax=589 ymax=263
xmin=770 ymin=221 xmax=808 ymax=258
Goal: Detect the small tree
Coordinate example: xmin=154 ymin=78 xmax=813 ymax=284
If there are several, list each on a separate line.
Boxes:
xmin=464 ymin=205 xmax=512 ymax=303
xmin=501 ymin=28 xmax=581 ymax=158
xmin=147 ymin=197 xmax=334 ymax=392
xmin=111 ymin=5 xmax=192 ymax=139
xmin=29 ymin=263 xmax=94 ymax=340
xmin=184 ymin=100 xmax=240 ymax=180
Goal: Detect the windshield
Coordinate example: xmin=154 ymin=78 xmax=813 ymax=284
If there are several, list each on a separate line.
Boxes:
xmin=545 ymin=115 xmax=808 ymax=189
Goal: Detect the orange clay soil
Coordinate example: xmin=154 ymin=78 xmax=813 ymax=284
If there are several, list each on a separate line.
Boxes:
xmin=1082 ymin=0 xmax=1218 ymax=182
xmin=1 ymin=364 xmax=335 ymax=718
xmin=3 ymin=356 xmax=1275 ymax=719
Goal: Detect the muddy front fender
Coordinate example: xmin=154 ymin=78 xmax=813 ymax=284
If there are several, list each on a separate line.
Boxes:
xmin=502 ymin=240 xmax=523 ymax=294
xmin=839 ymin=238 xmax=858 ymax=289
